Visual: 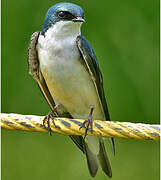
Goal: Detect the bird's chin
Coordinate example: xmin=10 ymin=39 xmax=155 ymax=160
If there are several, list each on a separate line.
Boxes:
xmin=72 ymin=21 xmax=83 ymax=26
xmin=62 ymin=20 xmax=83 ymax=27
xmin=51 ymin=20 xmax=82 ymax=37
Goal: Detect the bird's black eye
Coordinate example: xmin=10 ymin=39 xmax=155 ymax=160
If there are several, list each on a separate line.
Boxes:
xmin=58 ymin=11 xmax=66 ymax=18
xmin=57 ymin=11 xmax=75 ymax=20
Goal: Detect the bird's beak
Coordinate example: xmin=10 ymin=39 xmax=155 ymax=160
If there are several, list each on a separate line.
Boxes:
xmin=72 ymin=17 xmax=85 ymax=23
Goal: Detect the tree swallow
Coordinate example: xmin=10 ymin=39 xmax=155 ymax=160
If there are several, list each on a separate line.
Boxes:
xmin=28 ymin=2 xmax=115 ymax=178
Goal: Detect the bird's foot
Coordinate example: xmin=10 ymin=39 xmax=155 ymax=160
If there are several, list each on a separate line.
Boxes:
xmin=43 ymin=112 xmax=55 ymax=135
xmin=43 ymin=104 xmax=60 ymax=135
xmin=79 ymin=106 xmax=94 ymax=139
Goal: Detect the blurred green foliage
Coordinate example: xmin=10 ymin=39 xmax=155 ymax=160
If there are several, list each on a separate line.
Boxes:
xmin=2 ymin=0 xmax=159 ymax=180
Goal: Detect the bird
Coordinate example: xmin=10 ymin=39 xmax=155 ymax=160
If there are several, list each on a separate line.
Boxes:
xmin=28 ymin=2 xmax=115 ymax=178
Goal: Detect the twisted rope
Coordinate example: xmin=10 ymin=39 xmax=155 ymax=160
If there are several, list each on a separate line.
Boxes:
xmin=1 ymin=113 xmax=160 ymax=141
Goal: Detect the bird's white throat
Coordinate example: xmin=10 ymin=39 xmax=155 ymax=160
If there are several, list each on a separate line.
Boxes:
xmin=41 ymin=20 xmax=82 ymax=40
xmin=37 ymin=20 xmax=82 ymax=64
xmin=37 ymin=20 xmax=82 ymax=58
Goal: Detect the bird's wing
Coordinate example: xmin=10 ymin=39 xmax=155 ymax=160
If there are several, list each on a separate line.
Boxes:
xmin=77 ymin=35 xmax=110 ymax=121
xmin=76 ymin=35 xmax=115 ymax=153
xmin=28 ymin=31 xmax=57 ymax=112
xmin=28 ymin=31 xmax=85 ymax=153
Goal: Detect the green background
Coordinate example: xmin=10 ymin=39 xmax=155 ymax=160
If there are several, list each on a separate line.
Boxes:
xmin=2 ymin=0 xmax=160 ymax=180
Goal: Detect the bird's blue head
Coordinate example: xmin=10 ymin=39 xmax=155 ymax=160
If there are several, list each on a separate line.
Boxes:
xmin=41 ymin=2 xmax=84 ymax=35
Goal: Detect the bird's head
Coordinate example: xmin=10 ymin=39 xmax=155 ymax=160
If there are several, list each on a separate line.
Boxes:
xmin=41 ymin=2 xmax=85 ymax=36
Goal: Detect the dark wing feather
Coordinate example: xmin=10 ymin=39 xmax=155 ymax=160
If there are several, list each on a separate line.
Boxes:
xmin=76 ymin=35 xmax=110 ymax=120
xmin=76 ymin=35 xmax=115 ymax=154
xmin=28 ymin=31 xmax=85 ymax=153
xmin=28 ymin=31 xmax=57 ymax=114
xmin=98 ymin=139 xmax=112 ymax=177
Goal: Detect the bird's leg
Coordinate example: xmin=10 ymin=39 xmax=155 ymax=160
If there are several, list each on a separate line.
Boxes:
xmin=43 ymin=104 xmax=60 ymax=135
xmin=80 ymin=106 xmax=94 ymax=138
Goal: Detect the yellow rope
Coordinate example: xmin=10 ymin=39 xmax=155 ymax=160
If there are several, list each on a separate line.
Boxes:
xmin=1 ymin=113 xmax=160 ymax=141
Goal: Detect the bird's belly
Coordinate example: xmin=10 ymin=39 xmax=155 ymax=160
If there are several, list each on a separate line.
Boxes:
xmin=38 ymin=50 xmax=104 ymax=120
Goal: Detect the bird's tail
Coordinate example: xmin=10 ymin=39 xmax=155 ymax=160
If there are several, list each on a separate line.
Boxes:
xmin=83 ymin=137 xmax=112 ymax=177
xmin=97 ymin=139 xmax=112 ymax=177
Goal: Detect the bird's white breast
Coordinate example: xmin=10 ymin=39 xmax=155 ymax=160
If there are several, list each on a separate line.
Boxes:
xmin=37 ymin=21 xmax=104 ymax=121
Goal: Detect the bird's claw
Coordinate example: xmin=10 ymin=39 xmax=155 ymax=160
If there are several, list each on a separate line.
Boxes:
xmin=43 ymin=112 xmax=55 ymax=136
xmin=43 ymin=104 xmax=60 ymax=135
xmin=79 ymin=106 xmax=94 ymax=139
